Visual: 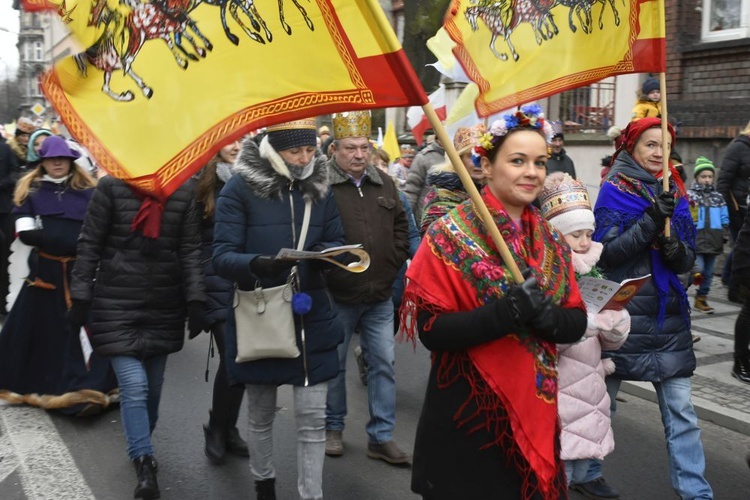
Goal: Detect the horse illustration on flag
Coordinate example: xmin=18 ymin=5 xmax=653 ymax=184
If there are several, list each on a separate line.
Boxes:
xmin=61 ymin=0 xmax=317 ymax=102
xmin=463 ymin=0 xmax=623 ymax=62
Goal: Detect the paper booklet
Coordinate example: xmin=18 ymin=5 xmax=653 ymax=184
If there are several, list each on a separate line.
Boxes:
xmin=275 ymin=244 xmax=371 ymax=273
xmin=577 ymin=274 xmax=651 ymax=314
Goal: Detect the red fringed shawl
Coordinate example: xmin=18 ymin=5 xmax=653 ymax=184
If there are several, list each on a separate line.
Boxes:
xmin=402 ymin=188 xmax=584 ymax=499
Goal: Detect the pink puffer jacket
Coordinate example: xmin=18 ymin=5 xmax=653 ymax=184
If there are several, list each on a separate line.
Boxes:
xmin=558 ymin=243 xmax=630 ymax=461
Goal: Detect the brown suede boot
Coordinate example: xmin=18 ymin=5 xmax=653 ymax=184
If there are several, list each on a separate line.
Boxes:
xmin=694 ymin=295 xmax=714 ymax=314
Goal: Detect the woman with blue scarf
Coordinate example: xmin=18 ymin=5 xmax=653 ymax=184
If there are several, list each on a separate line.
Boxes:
xmin=590 ymin=118 xmax=713 ymax=499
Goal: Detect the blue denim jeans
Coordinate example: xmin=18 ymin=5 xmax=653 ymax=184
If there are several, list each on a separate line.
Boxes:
xmin=565 ymin=459 xmax=591 ymax=486
xmin=588 ymin=377 xmax=713 ymax=499
xmin=246 ymin=383 xmax=327 ymax=500
xmin=695 ymin=254 xmax=717 ymax=297
xmin=325 ymin=299 xmax=396 ymax=443
xmin=110 ymin=355 xmax=168 ymax=460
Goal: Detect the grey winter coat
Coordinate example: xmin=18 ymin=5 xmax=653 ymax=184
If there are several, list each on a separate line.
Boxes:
xmin=404 ymin=141 xmax=445 ymax=222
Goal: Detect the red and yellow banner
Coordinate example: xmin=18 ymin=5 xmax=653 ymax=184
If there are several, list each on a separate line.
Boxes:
xmin=41 ymin=0 xmax=427 ymax=197
xmin=21 ymin=0 xmax=58 ymax=12
xmin=445 ymin=0 xmax=665 ymax=116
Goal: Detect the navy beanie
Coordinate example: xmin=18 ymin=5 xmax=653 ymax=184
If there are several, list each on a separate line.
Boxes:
xmin=267 ymin=128 xmax=317 ymax=152
xmin=642 ymin=77 xmax=660 ymax=95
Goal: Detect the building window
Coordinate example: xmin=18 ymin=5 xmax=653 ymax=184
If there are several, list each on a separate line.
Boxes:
xmin=702 ymin=0 xmax=749 ymax=41
xmin=558 ymin=80 xmax=617 ymax=134
xmin=34 ymin=41 xmax=43 ymax=61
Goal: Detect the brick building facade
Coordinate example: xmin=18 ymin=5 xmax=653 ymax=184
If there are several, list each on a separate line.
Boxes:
xmin=665 ymin=0 xmax=750 ymax=165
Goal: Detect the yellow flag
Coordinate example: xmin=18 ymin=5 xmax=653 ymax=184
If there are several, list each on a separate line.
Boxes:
xmin=41 ymin=0 xmax=427 ymax=197
xmin=382 ymin=122 xmax=400 ymax=161
xmin=444 ymin=0 xmax=666 ymax=116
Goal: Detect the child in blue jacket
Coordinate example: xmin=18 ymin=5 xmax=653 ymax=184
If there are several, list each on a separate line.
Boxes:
xmin=688 ymin=156 xmax=730 ymax=313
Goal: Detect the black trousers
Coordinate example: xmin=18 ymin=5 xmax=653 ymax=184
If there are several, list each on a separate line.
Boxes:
xmin=210 ymin=321 xmax=244 ymax=428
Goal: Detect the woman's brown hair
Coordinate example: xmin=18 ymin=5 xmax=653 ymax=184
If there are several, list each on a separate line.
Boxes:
xmin=195 ymin=155 xmax=221 ymax=219
xmin=13 ymin=162 xmax=97 ymax=207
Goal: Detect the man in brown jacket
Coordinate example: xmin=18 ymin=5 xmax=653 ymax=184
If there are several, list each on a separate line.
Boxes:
xmin=324 ymin=110 xmax=411 ymax=465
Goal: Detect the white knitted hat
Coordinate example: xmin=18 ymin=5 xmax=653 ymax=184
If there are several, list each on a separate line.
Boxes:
xmin=539 ymin=172 xmax=595 ymax=235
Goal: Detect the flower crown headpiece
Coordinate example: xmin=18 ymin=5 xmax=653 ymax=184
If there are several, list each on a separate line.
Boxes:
xmin=472 ymin=104 xmax=554 ymax=167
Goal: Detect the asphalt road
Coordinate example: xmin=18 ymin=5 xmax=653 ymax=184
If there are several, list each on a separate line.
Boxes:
xmin=2 ymin=334 xmax=750 ymax=499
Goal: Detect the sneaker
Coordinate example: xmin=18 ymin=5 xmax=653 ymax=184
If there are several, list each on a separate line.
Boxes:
xmin=325 ymin=430 xmax=343 ymax=457
xmin=354 ymin=345 xmax=368 ymax=386
xmin=732 ymin=356 xmax=750 ymax=385
xmin=570 ymin=477 xmax=620 ymax=499
xmin=366 ymin=440 xmax=411 ymax=465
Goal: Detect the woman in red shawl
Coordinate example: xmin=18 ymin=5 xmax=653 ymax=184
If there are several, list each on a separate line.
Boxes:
xmin=402 ymin=105 xmax=587 ymax=500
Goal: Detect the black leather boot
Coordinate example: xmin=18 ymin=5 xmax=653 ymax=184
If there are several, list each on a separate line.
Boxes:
xmin=133 ymin=455 xmax=160 ymax=500
xmin=225 ymin=426 xmax=250 ymax=457
xmin=203 ymin=411 xmax=227 ymax=465
xmin=255 ymin=478 xmax=276 ymax=500
xmin=732 ymin=356 xmax=750 ymax=384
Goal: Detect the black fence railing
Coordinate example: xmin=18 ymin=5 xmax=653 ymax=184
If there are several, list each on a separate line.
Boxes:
xmin=558 ymin=81 xmax=617 ymax=134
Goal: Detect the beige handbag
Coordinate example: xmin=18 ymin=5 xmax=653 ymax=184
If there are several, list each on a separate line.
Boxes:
xmin=233 ymin=200 xmax=311 ymax=363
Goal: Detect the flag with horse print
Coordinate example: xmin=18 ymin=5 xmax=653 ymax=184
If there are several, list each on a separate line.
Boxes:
xmin=445 ymin=0 xmax=666 ymax=116
xmin=38 ymin=0 xmax=427 ymax=198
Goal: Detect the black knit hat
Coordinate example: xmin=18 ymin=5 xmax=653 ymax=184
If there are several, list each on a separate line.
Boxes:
xmin=642 ymin=77 xmax=660 ymax=95
xmin=267 ymin=118 xmax=317 ymax=152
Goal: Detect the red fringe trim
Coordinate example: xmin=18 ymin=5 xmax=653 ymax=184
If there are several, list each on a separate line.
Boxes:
xmin=401 ymin=288 xmax=566 ymax=499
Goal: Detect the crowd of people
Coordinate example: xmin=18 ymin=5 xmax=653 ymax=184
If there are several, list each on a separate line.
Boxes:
xmin=0 ymin=92 xmax=747 ymax=500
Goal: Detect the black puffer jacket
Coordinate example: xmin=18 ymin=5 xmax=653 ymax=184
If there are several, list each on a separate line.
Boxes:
xmin=70 ymin=176 xmax=205 ymax=359
xmin=717 ymin=134 xmax=750 ymax=232
xmin=594 ymin=153 xmax=696 ymax=382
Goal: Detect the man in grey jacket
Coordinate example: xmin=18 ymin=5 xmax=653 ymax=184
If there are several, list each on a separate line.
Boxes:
xmin=403 ymin=138 xmax=445 ymax=223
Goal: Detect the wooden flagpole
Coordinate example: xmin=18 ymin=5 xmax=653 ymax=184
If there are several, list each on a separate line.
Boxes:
xmin=422 ymin=103 xmax=524 ymax=284
xmin=659 ymin=72 xmax=671 ymax=237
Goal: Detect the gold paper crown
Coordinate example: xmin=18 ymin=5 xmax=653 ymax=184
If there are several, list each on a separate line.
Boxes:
xmin=267 ymin=118 xmax=317 ymax=132
xmin=539 ymin=173 xmax=591 ymax=221
xmin=453 ymin=124 xmax=486 ymax=154
xmin=332 ymin=111 xmax=371 ymax=139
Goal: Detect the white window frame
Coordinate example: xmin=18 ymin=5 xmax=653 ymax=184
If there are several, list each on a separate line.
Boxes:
xmin=33 ymin=41 xmax=43 ymax=61
xmin=702 ymin=0 xmax=750 ymax=42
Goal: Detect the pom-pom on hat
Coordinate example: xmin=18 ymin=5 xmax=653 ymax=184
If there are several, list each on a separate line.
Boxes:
xmin=642 ymin=77 xmax=660 ymax=95
xmin=38 ymin=135 xmax=81 ymax=160
xmin=266 ymin=118 xmax=318 ymax=152
xmin=539 ymin=172 xmax=595 ymax=235
xmin=332 ymin=111 xmax=371 ymax=140
xmin=693 ymin=156 xmax=715 ymax=177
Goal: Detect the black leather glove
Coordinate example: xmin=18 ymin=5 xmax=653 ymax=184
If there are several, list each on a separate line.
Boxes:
xmin=18 ymin=230 xmax=45 ymax=248
xmin=505 ymin=272 xmax=547 ymax=328
xmin=250 ymin=255 xmax=297 ymax=278
xmin=645 ymin=191 xmax=677 ymax=228
xmin=187 ymin=301 xmax=208 ymax=339
xmin=529 ymin=298 xmax=558 ymax=341
xmin=658 ymin=234 xmax=687 ymax=265
xmin=66 ymin=299 xmax=91 ymax=332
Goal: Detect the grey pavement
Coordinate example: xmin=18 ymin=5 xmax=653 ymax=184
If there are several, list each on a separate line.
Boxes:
xmin=619 ymin=280 xmax=750 ymax=437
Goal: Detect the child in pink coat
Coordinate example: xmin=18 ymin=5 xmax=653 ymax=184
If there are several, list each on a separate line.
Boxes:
xmin=540 ymin=173 xmax=631 ymax=497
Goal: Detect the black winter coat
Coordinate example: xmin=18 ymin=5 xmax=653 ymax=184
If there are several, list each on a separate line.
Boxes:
xmin=546 ymin=149 xmax=577 ymax=179
xmin=212 ymin=138 xmax=345 ymax=387
xmin=717 ymin=134 xmax=750 ymax=232
xmin=70 ymin=176 xmax=205 ymax=359
xmin=594 ymin=153 xmax=696 ymax=381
